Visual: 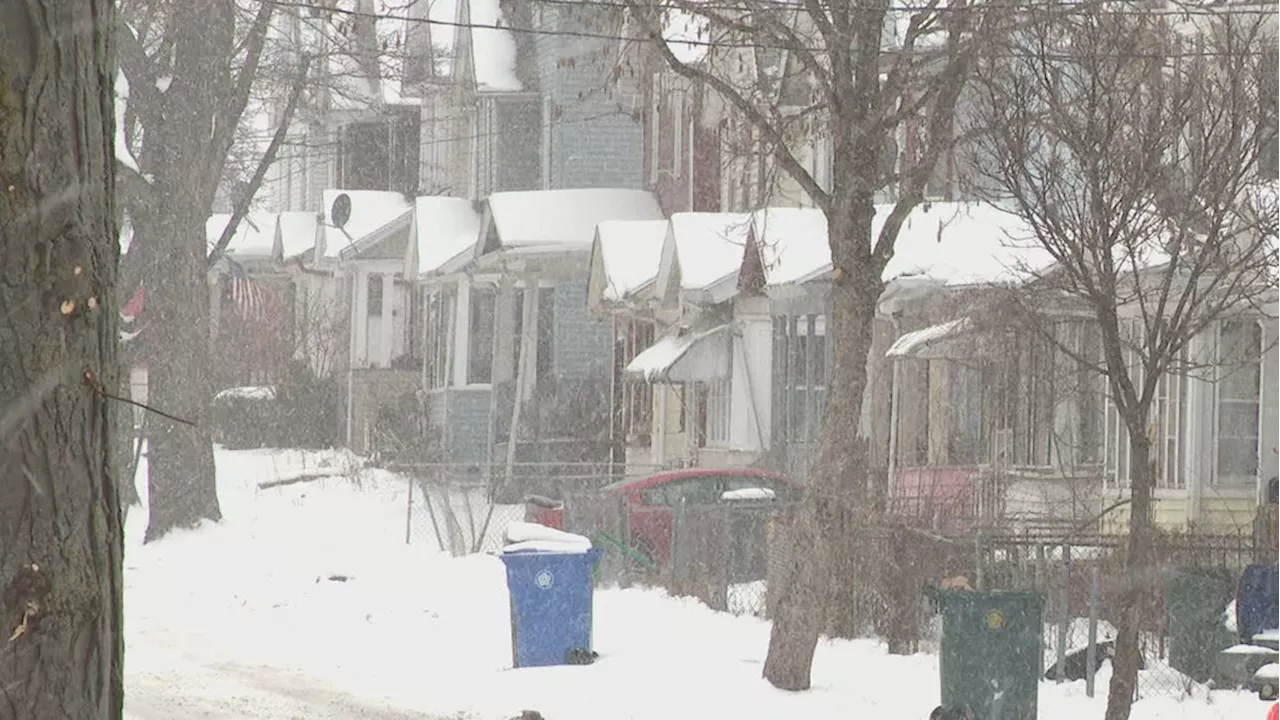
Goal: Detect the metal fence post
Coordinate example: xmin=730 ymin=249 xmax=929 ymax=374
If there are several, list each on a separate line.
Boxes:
xmin=404 ymin=474 xmax=414 ymax=545
xmin=1086 ymin=563 xmax=1100 ymax=697
xmin=1055 ymin=543 xmax=1071 ymax=682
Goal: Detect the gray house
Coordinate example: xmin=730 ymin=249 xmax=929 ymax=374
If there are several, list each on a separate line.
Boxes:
xmin=417 ymin=0 xmax=644 ymax=197
xmin=410 ymin=189 xmax=666 ymax=497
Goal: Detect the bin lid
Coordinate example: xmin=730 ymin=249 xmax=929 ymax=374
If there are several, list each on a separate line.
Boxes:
xmin=501 ymin=522 xmax=596 ymax=555
xmin=501 ymin=539 xmax=595 ymax=555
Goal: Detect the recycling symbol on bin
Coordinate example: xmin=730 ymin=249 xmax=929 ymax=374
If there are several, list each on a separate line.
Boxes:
xmin=535 ymin=569 xmax=555 ymax=589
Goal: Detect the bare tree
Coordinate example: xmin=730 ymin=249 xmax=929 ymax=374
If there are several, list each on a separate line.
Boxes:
xmin=971 ymin=6 xmax=1277 ymax=718
xmin=621 ymin=0 xmax=1004 ymax=688
xmin=0 ymin=2 xmax=125 ymax=715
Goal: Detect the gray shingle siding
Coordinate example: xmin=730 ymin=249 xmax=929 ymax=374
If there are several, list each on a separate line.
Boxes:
xmin=532 ymin=5 xmax=643 ymax=190
xmin=443 ymin=387 xmax=492 ymax=465
xmin=552 ymin=277 xmax=612 ymax=380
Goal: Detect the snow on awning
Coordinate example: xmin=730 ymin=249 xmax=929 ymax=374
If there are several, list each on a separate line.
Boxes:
xmin=885 ymin=318 xmax=973 ymax=358
xmin=626 ymin=322 xmax=732 ymax=383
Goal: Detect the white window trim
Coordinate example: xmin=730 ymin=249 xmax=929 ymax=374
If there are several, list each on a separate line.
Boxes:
xmin=704 ymin=377 xmax=733 ymax=447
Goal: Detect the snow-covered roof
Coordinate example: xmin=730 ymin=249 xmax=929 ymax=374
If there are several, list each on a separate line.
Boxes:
xmin=469 ymin=0 xmax=521 ymax=92
xmin=663 ymin=9 xmax=710 ymax=64
xmin=206 ymin=213 xmax=279 ymax=259
xmin=779 ymin=202 xmax=1053 ymax=290
xmin=485 ymin=189 xmax=665 ymax=252
xmin=625 ymin=320 xmax=732 ymax=382
xmin=277 ymin=211 xmax=320 ymax=261
xmin=593 ymin=220 xmax=670 ymax=302
xmin=885 ymin=318 xmax=973 ymax=358
xmin=411 ymin=196 xmax=482 ymax=275
xmin=660 ymin=212 xmax=753 ymax=294
xmin=751 ymin=207 xmax=829 ymax=287
xmin=886 ymin=202 xmax=1053 ymax=285
xmin=320 ymin=189 xmax=413 ymax=259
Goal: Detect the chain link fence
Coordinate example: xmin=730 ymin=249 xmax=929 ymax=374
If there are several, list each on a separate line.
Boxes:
xmin=834 ymin=524 xmax=1266 ymax=709
xmin=390 ymin=462 xmax=643 ymax=556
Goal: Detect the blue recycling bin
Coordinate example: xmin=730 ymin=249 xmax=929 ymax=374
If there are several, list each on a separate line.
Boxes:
xmin=500 ymin=547 xmax=603 ymax=668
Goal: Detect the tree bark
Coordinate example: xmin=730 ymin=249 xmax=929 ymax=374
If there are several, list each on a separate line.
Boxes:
xmin=764 ymin=202 xmax=882 ymax=690
xmin=136 ymin=209 xmax=222 ymax=542
xmin=0 ymin=1 xmax=125 ymax=716
xmin=127 ymin=0 xmax=252 ymax=541
xmin=1105 ymin=428 xmax=1155 ymax=720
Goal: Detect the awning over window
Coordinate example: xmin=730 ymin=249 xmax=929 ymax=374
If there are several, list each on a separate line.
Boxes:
xmin=626 ymin=322 xmax=732 ymax=383
xmin=885 ymin=318 xmax=973 ymax=359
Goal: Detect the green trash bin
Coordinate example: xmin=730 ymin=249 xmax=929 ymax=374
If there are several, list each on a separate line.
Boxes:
xmin=1165 ymin=567 xmax=1236 ymax=684
xmin=938 ymin=590 xmax=1043 ymax=720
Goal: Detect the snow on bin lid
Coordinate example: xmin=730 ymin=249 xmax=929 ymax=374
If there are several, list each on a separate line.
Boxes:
xmin=502 ymin=521 xmax=592 ymax=554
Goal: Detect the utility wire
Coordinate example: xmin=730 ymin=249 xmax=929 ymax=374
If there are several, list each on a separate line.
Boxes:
xmin=255 ymin=0 xmax=1279 ymax=58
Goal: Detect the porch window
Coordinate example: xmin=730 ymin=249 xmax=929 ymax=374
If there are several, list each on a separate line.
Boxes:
xmin=620 ymin=320 xmax=655 ymax=446
xmin=367 ymin=274 xmax=383 ymax=317
xmin=512 ymin=287 xmax=556 ymax=383
xmin=425 ymin=290 xmax=455 ymax=389
xmin=788 ymin=331 xmax=827 ymax=444
xmin=407 ymin=286 xmax=424 ymax=362
xmin=695 ymin=378 xmax=732 ymax=448
xmin=947 ymin=360 xmax=988 ymax=466
xmin=468 ymin=286 xmax=496 ymax=384
xmin=1215 ymin=319 xmax=1263 ymax=484
xmin=1103 ymin=321 xmax=1187 ymax=489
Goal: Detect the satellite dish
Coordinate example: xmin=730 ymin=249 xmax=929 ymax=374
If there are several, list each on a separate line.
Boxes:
xmin=330 ymin=193 xmax=352 ymax=229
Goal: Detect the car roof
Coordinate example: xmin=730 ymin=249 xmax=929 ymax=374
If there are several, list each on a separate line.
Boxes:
xmin=599 ymin=467 xmax=791 ymax=494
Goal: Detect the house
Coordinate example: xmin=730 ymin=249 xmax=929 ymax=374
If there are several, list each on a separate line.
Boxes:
xmin=303 ymin=189 xmax=419 ymax=453
xmin=411 ymin=188 xmax=666 ymax=494
xmin=205 ymin=212 xmax=300 ymax=390
xmin=263 ymin=0 xmax=425 ymax=214
xmin=417 ymin=0 xmax=644 ymax=198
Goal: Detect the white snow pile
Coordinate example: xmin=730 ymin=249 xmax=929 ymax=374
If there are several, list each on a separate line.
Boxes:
xmin=501 ymin=522 xmax=593 ymax=554
xmin=1223 ymin=599 xmax=1237 ymax=633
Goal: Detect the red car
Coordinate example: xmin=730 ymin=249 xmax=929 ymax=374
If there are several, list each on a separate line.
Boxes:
xmin=524 ymin=467 xmax=800 ymax=568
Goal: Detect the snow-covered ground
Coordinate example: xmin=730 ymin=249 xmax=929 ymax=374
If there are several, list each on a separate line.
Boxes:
xmin=124 ymin=448 xmax=1268 ymax=719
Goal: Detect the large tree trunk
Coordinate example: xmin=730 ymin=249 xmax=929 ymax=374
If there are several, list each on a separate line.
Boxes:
xmin=137 ymin=211 xmax=222 ymax=542
xmin=129 ymin=0 xmax=244 ymax=541
xmin=763 ymin=204 xmax=881 ymax=690
xmin=1105 ymin=429 xmax=1155 ymax=720
xmin=0 ymin=1 xmax=125 ymax=716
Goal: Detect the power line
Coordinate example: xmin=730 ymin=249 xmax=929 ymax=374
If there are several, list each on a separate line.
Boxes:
xmin=255 ymin=0 xmax=1278 ymax=58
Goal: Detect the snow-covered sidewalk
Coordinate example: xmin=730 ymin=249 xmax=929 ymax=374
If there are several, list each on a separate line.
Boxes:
xmin=123 ymin=448 xmax=1265 ymax=719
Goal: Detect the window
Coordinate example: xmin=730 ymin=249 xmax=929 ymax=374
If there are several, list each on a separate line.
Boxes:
xmin=1103 ymin=321 xmax=1187 ymax=488
xmin=1216 ymin=320 xmax=1262 ymax=484
xmin=512 ymin=287 xmax=556 ymax=383
xmin=407 ymin=286 xmax=424 ymax=361
xmin=620 ymin=320 xmax=655 ymax=445
xmin=947 ymin=361 xmax=988 ymax=466
xmin=425 ymin=290 xmax=455 ymax=389
xmin=782 ymin=316 xmax=827 ymax=444
xmin=649 ymin=74 xmax=663 ymax=185
xmin=467 ymin=286 xmax=495 ymax=384
xmin=366 ymin=274 xmax=383 ymax=317
xmin=699 ymin=378 xmax=732 ymax=447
